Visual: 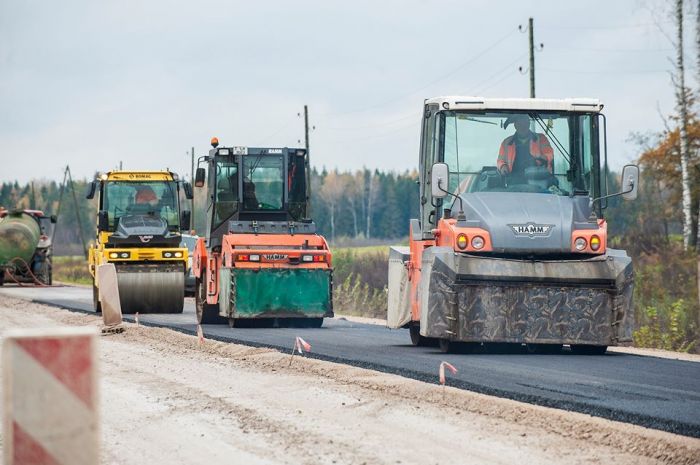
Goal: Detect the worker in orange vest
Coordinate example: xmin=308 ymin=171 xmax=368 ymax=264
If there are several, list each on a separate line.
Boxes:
xmin=134 ymin=185 xmax=158 ymax=206
xmin=497 ymin=114 xmax=554 ymax=177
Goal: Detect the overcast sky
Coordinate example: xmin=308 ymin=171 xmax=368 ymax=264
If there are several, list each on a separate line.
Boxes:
xmin=0 ymin=0 xmax=690 ymax=183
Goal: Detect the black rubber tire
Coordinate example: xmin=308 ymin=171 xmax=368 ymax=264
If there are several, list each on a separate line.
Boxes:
xmin=409 ymin=325 xmax=430 ymax=346
xmin=526 ymin=343 xmax=563 ymax=354
xmin=195 ymin=276 xmax=226 ymax=325
xmin=0 ymin=270 xmax=4 ymax=286
xmin=439 ymin=338 xmax=452 ymax=353
xmin=571 ymin=344 xmax=608 ymax=355
xmin=92 ymin=280 xmax=102 ymax=313
xmin=39 ymin=262 xmax=52 ymax=286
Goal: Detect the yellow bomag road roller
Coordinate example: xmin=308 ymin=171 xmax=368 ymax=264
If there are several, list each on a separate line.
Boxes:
xmin=86 ymin=170 xmax=193 ymax=313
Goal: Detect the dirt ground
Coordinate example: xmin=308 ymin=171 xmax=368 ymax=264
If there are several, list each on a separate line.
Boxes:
xmin=1 ymin=297 xmax=699 ymax=465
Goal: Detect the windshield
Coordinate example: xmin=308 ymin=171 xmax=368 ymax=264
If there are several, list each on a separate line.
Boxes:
xmin=242 ymin=155 xmax=284 ymax=210
xmin=103 ymin=181 xmax=179 ymax=230
xmin=439 ymin=111 xmax=598 ymax=197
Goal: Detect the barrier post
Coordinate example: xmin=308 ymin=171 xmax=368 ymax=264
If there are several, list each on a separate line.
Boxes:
xmin=2 ymin=327 xmax=99 ymax=465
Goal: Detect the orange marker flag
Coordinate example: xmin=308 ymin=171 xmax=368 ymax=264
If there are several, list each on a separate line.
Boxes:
xmin=439 ymin=361 xmax=458 ymax=385
xmin=289 ymin=336 xmax=312 ymax=366
xmin=295 ymin=336 xmax=311 ymax=354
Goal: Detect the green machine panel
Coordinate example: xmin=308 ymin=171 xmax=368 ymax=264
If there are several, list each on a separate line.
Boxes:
xmin=224 ymin=268 xmax=332 ymax=318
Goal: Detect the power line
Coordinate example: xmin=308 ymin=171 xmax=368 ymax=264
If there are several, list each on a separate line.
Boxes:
xmin=462 ymin=53 xmax=527 ymax=95
xmin=257 ymin=116 xmax=297 ymax=145
xmin=324 ymin=111 xmax=419 ymax=131
xmin=474 ymin=70 xmax=519 ymax=95
xmin=324 ymin=53 xmax=526 ymax=134
xmin=321 ymin=28 xmax=519 ymax=118
xmin=546 ymin=47 xmax=672 ymax=53
xmin=540 ymin=67 xmax=668 ymax=74
xmin=541 ymin=21 xmax=674 ymax=31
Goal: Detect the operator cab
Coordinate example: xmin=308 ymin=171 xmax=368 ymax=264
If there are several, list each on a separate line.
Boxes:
xmin=196 ymin=141 xmax=312 ymax=248
xmin=85 ymin=171 xmax=193 ymax=247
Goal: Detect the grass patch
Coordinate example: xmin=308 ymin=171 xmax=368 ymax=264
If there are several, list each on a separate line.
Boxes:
xmin=332 ymin=246 xmax=389 ymax=319
xmin=52 ymin=255 xmax=92 ymax=285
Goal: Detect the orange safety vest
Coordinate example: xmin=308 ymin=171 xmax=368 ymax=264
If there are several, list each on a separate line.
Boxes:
xmin=497 ymin=132 xmax=554 ymax=173
xmin=135 ymin=188 xmax=157 ymax=204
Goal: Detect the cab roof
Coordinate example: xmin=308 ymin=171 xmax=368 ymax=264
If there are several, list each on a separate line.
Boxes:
xmin=99 ymin=171 xmax=178 ymax=181
xmin=424 ymin=96 xmax=604 ymax=113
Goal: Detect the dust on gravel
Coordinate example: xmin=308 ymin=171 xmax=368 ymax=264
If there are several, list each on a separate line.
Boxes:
xmin=1 ymin=296 xmax=699 ymax=465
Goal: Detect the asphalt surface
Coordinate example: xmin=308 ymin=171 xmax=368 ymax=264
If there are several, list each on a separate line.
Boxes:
xmin=2 ymin=284 xmax=700 ymax=438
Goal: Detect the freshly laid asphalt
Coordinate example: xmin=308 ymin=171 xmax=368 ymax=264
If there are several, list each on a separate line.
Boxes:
xmin=2 ymin=284 xmax=699 ymax=438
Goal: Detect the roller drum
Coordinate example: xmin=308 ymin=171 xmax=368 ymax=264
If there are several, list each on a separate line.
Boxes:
xmin=116 ymin=266 xmax=184 ymax=314
xmin=0 ymin=212 xmax=40 ymax=267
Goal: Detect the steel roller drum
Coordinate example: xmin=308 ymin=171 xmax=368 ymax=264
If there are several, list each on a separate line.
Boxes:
xmin=0 ymin=211 xmax=40 ymax=267
xmin=116 ymin=266 xmax=184 ymax=313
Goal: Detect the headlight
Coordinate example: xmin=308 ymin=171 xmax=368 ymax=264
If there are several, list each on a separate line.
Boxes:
xmin=574 ymin=237 xmax=587 ymax=251
xmin=456 ymin=234 xmax=468 ymax=250
xmin=471 ymin=236 xmax=485 ymax=250
xmin=590 ymin=235 xmax=601 ymax=251
xmin=163 ymin=252 xmax=173 ymax=258
xmin=120 ymin=252 xmax=129 ymax=259
xmin=174 ymin=251 xmax=183 ymax=258
xmin=301 ymin=255 xmax=314 ymax=262
xmin=109 ymin=252 xmax=119 ymax=259
xmin=249 ymin=254 xmax=260 ymax=262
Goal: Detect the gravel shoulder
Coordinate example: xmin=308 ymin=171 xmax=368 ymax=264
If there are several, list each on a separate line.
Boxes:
xmin=1 ymin=297 xmax=698 ymax=465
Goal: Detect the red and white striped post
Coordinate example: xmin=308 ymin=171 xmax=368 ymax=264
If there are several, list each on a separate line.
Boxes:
xmin=288 ymin=336 xmax=312 ymax=366
xmin=2 ymin=327 xmax=99 ymax=465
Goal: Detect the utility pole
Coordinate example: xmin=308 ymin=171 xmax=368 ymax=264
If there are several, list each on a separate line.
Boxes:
xmin=30 ymin=182 xmax=36 ymax=210
xmin=190 ymin=147 xmax=195 ymax=234
xmin=519 ymin=18 xmax=542 ymax=98
xmin=54 ymin=166 xmax=88 ymax=259
xmin=303 ymin=105 xmax=310 ymax=154
xmin=528 ymin=17 xmax=535 ymax=98
xmin=67 ymin=167 xmax=88 ymax=259
xmin=303 ymin=105 xmax=312 ymax=218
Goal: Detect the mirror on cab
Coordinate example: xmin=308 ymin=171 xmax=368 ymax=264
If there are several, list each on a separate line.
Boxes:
xmin=183 ymin=182 xmax=194 ymax=200
xmin=194 ymin=168 xmax=206 ymax=188
xmin=85 ymin=181 xmax=97 ymax=199
xmin=98 ymin=210 xmax=108 ymax=231
xmin=431 ymin=163 xmax=449 ymax=199
xmin=621 ymin=164 xmax=639 ymax=201
xmin=180 ymin=210 xmax=191 ymax=230
xmin=50 ymin=215 xmax=57 ymax=224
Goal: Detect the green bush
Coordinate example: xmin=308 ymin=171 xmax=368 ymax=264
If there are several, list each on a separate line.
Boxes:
xmin=52 ymin=256 xmax=92 ymax=285
xmin=332 ymin=247 xmax=389 ymax=318
xmin=633 ymin=300 xmax=697 ymax=352
xmin=630 ymin=243 xmax=699 ymax=352
xmin=333 ymin=273 xmax=387 ymax=319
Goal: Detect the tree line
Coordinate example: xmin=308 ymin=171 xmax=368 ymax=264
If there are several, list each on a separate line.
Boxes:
xmin=0 ymin=168 xmax=421 ymax=252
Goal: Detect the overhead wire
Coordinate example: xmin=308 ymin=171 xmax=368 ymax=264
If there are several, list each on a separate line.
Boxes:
xmin=463 ymin=53 xmax=528 ymax=95
xmin=320 ymin=27 xmax=519 ymax=118
xmin=540 ymin=21 xmax=673 ymax=31
xmin=257 ymin=116 xmax=298 ymax=145
xmin=324 ymin=52 xmax=527 ymax=133
xmin=539 ymin=67 xmax=668 ymax=74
